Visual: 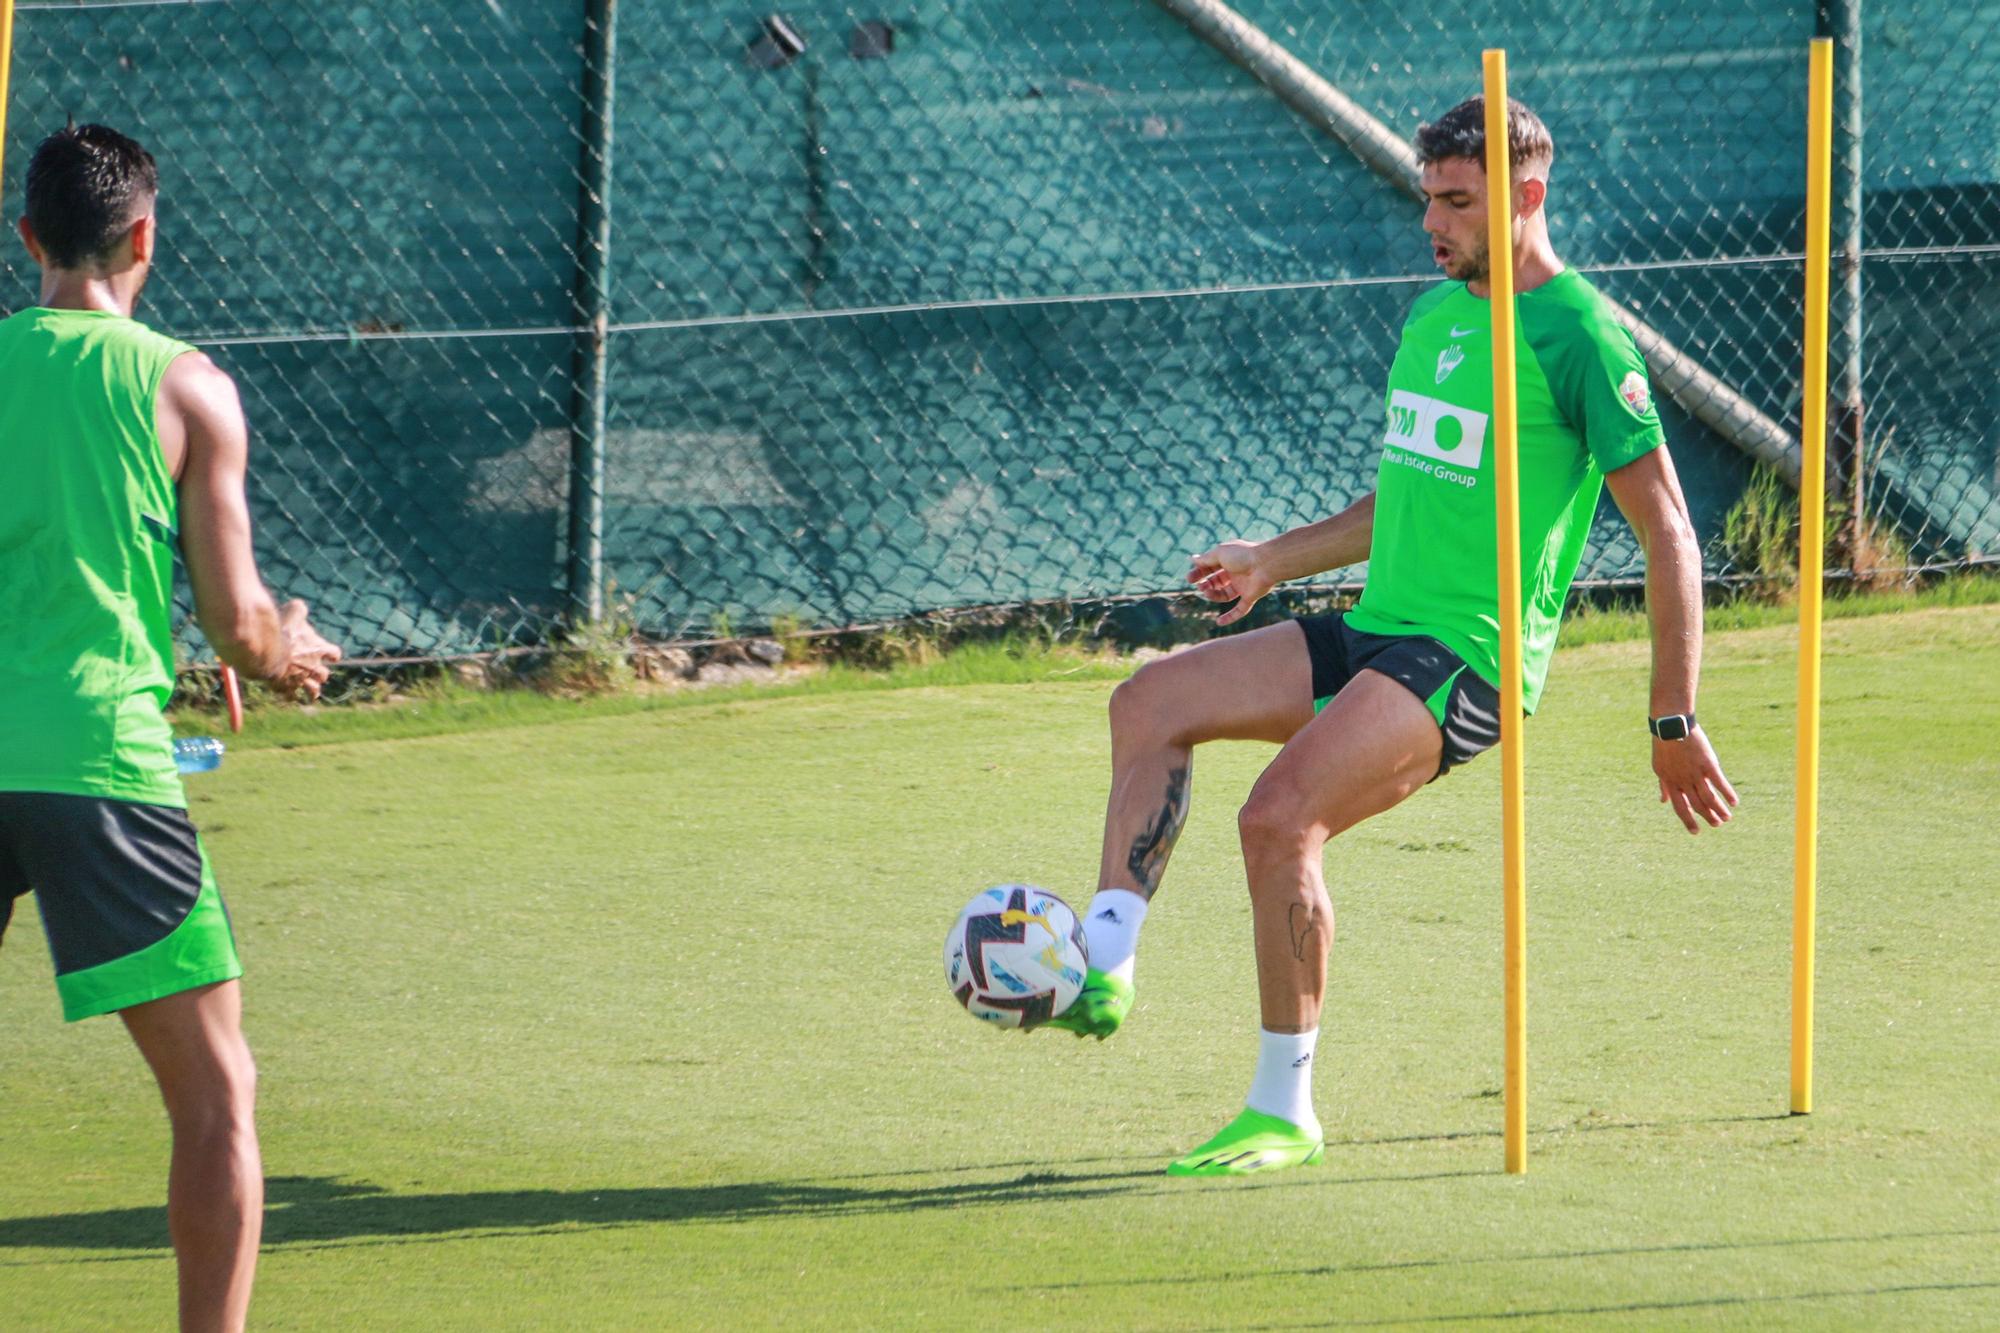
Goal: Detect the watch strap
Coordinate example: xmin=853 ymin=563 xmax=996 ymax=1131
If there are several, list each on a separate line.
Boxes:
xmin=1648 ymin=713 xmax=1696 ymax=740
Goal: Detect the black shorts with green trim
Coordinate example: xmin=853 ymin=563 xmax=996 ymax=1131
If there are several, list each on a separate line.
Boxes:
xmin=1297 ymin=612 xmax=1503 ymax=779
xmin=0 ymin=793 xmax=241 ymax=1022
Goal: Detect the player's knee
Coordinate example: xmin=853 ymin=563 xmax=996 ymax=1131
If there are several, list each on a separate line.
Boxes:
xmin=1114 ymin=658 xmax=1215 ymax=750
xmin=227 ymin=1041 xmax=258 ymax=1112
xmin=1109 ymin=667 xmax=1169 ymax=742
xmin=1237 ymin=786 xmax=1313 ymax=860
xmin=217 ymin=1039 xmax=258 ymax=1126
xmin=165 ymin=1039 xmax=258 ymax=1142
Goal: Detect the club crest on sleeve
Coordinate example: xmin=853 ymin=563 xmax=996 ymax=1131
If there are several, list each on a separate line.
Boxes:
xmin=1619 ymin=370 xmax=1652 ymax=416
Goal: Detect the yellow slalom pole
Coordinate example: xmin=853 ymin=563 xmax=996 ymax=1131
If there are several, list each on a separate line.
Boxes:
xmin=1482 ymin=51 xmax=1528 ymax=1176
xmin=0 ymin=0 xmax=16 ymax=210
xmin=1793 ymin=37 xmax=1834 ymax=1117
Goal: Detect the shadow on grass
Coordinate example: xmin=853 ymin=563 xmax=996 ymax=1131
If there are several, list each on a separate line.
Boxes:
xmin=0 ymin=1113 xmax=1819 ymax=1261
xmin=0 ymin=1167 xmax=1146 ymax=1255
xmin=1 ymin=1159 xmax=1483 ymax=1260
xmin=3 ymin=1113 xmax=1810 ymax=1262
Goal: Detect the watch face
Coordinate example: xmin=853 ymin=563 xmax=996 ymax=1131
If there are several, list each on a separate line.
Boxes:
xmin=1655 ymin=716 xmax=1690 ymax=741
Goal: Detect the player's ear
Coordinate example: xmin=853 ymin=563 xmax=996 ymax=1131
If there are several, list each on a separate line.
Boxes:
xmin=18 ymin=216 xmax=44 ymax=266
xmin=1517 ymin=177 xmax=1547 ymax=217
xmin=129 ymin=212 xmax=156 ymax=266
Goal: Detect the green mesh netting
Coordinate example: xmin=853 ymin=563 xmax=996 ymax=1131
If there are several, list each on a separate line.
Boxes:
xmin=4 ymin=1 xmax=1992 ymax=658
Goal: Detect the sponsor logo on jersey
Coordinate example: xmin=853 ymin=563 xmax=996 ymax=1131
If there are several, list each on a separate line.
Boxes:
xmin=1385 ymin=388 xmax=1488 ymax=471
xmin=1448 ymin=324 xmax=1479 ymax=338
xmin=1620 ymin=370 xmax=1652 ymax=416
xmin=1435 ymin=344 xmax=1465 ymax=384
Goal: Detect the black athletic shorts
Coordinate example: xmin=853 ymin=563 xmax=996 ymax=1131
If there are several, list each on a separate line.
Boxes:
xmin=0 ymin=793 xmax=241 ymax=1022
xmin=1296 ymin=612 xmax=1503 ymax=779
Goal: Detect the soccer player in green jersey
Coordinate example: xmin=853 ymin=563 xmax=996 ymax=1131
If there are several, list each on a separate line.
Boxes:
xmin=2 ymin=125 xmax=340 ymax=1329
xmin=1050 ymin=97 xmax=1740 ymax=1176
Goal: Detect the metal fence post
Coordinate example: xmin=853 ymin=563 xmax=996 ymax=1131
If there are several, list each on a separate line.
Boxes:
xmin=1820 ymin=0 xmax=1864 ymax=559
xmin=567 ymin=0 xmax=619 ymax=626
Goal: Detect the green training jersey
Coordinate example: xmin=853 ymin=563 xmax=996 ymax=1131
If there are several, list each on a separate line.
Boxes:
xmin=0 ymin=307 xmax=197 ymax=807
xmin=1345 ymin=269 xmax=1663 ymax=712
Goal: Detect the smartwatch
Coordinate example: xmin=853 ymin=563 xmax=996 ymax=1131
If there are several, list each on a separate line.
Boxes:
xmin=1648 ymin=713 xmax=1696 ymax=741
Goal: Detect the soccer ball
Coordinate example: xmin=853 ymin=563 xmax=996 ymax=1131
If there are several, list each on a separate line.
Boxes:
xmin=944 ymin=884 xmax=1090 ymax=1030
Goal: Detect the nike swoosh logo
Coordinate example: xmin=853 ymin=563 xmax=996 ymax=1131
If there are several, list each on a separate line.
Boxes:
xmin=1448 ymin=325 xmax=1479 ymax=337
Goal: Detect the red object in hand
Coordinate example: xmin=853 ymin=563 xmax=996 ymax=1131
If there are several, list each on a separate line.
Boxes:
xmin=222 ymin=666 xmax=244 ymax=734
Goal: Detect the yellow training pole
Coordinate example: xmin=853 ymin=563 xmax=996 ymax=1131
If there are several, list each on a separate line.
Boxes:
xmin=1482 ymin=51 xmax=1528 ymax=1175
xmin=1793 ymin=37 xmax=1834 ymax=1117
xmin=0 ymin=0 xmax=16 ymax=209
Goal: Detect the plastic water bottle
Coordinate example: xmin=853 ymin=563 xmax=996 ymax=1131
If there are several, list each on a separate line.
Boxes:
xmin=173 ymin=737 xmax=225 ymax=775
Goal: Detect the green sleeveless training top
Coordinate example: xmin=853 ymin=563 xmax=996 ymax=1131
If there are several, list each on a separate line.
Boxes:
xmin=1346 ymin=269 xmax=1664 ymax=713
xmin=0 ymin=307 xmax=196 ymax=807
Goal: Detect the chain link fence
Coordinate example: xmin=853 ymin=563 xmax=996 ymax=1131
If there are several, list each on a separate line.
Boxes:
xmin=4 ymin=0 xmax=1994 ymax=664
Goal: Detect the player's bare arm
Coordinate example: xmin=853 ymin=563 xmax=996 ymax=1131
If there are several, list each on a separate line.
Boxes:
xmin=1604 ymin=448 xmax=1739 ymax=834
xmin=1187 ymin=492 xmax=1376 ymax=625
xmin=159 ymin=352 xmax=341 ymax=699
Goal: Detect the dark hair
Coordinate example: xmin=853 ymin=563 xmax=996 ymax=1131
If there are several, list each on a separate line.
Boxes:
xmin=24 ymin=123 xmax=159 ymax=269
xmin=1414 ymin=97 xmax=1554 ymax=173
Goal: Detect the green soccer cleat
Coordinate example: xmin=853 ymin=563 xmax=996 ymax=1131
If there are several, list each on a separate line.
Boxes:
xmin=1166 ymin=1108 xmax=1325 ymax=1177
xmin=1045 ymin=969 xmax=1133 ymax=1039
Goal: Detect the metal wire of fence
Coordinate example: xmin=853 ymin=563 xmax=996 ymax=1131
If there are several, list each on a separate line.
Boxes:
xmin=3 ymin=1 xmax=1994 ymax=664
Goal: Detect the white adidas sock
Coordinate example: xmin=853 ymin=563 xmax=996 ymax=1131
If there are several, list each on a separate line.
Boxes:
xmin=1081 ymin=889 xmax=1149 ymax=983
xmin=1244 ymin=1028 xmax=1321 ymax=1136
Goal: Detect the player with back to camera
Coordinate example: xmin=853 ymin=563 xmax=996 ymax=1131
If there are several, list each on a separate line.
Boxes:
xmin=1 ymin=125 xmax=340 ymax=1330
xmin=1041 ymin=97 xmax=1739 ymax=1176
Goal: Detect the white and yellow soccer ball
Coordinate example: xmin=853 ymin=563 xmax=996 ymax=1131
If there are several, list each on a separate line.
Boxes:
xmin=943 ymin=884 xmax=1089 ymax=1030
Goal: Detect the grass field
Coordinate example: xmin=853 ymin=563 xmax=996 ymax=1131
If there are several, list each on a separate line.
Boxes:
xmin=4 ymin=606 xmax=1998 ymax=1329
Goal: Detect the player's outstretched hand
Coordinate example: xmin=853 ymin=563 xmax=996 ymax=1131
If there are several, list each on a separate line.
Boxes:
xmin=1187 ymin=540 xmax=1276 ymax=627
xmin=1654 ymin=727 xmax=1738 ymax=834
xmin=273 ymin=598 xmax=343 ymax=702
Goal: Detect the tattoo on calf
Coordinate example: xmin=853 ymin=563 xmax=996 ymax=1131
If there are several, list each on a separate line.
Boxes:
xmin=1289 ymin=902 xmax=1328 ymax=962
xmin=1125 ymin=764 xmax=1190 ymax=900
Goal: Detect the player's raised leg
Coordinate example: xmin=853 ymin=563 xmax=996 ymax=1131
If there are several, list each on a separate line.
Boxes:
xmin=1051 ymin=622 xmax=1315 ymax=1037
xmin=121 ymin=981 xmax=262 ymax=1333
xmin=1169 ymin=668 xmax=1440 ymax=1175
